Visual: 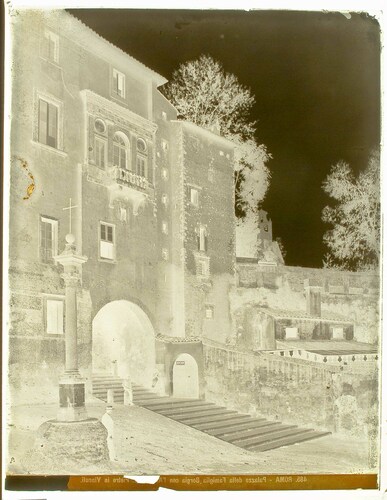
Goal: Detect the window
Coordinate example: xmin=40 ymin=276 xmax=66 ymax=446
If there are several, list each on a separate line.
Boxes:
xmin=42 ymin=30 xmax=59 ymax=63
xmin=205 ymin=305 xmax=214 ymax=319
xmin=161 ymin=139 xmax=169 ymax=152
xmin=99 ymin=222 xmax=115 ymax=260
xmin=162 ymin=221 xmax=168 ymax=235
xmin=161 ymin=194 xmax=168 ymax=206
xmin=112 ymin=69 xmax=125 ymax=98
xmin=40 ymin=216 xmax=58 ymax=263
xmin=197 ymin=225 xmax=208 ymax=252
xmin=332 ymin=327 xmax=345 ymax=340
xmin=162 ymin=248 xmax=169 ymax=261
xmin=161 ymin=111 xmax=167 ymax=121
xmin=190 ymin=187 xmax=199 ymax=206
xmin=161 ymin=168 xmax=169 ymax=180
xmin=285 ymin=327 xmax=299 ymax=340
xmin=136 ymin=156 xmax=147 ymax=177
xmin=94 ymin=118 xmax=106 ymax=134
xmin=95 ymin=136 xmax=107 ymax=169
xmin=46 ymin=298 xmax=64 ymax=334
xmin=38 ymin=98 xmax=58 ymax=148
xmin=113 ymin=132 xmax=129 ymax=170
xmin=195 ymin=255 xmax=210 ymax=278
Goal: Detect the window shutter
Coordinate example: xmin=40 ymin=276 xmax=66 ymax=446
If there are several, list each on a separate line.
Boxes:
xmin=38 ymin=99 xmax=48 ymax=144
xmin=47 ymin=300 xmax=63 ymax=334
xmin=47 ymin=103 xmax=58 ymax=147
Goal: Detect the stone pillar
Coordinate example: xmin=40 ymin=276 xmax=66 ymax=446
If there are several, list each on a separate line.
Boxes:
xmin=304 ymin=279 xmax=323 ymax=317
xmin=54 ymin=234 xmax=88 ymax=422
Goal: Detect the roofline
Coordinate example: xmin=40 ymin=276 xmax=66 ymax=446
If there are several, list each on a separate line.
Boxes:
xmin=171 ymin=120 xmax=235 ymax=149
xmin=45 ymin=10 xmax=168 ymax=87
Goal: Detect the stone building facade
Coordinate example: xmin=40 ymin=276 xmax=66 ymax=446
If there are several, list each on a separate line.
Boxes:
xmin=8 ymin=10 xmax=235 ymax=396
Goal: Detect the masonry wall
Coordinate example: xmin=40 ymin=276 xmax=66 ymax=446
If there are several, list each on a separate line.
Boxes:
xmin=182 ymin=126 xmax=235 ymax=343
xmin=233 ymin=264 xmax=380 ymax=345
xmin=203 ymin=344 xmax=379 ymax=442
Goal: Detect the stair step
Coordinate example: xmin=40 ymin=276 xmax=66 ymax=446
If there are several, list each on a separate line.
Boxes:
xmin=235 ymin=427 xmax=307 ymax=448
xmin=222 ymin=423 xmax=290 ymax=443
xmin=141 ymin=399 xmax=208 ymax=411
xmin=158 ymin=404 xmax=219 ymax=416
xmin=172 ymin=409 xmax=237 ymax=422
xmin=250 ymin=430 xmax=331 ymax=452
xmin=132 ymin=393 xmax=159 ymax=400
xmin=193 ymin=415 xmax=253 ymax=431
xmin=182 ymin=412 xmax=250 ymax=426
xmin=138 ymin=398 xmax=194 ymax=407
xmin=213 ymin=420 xmax=280 ymax=438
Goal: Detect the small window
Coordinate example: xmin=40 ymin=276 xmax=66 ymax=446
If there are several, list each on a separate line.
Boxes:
xmin=205 ymin=305 xmax=214 ymax=319
xmin=38 ymin=98 xmax=58 ymax=148
xmin=119 ymin=207 xmax=127 ymax=222
xmin=42 ymin=30 xmax=59 ymax=63
xmin=161 ymin=168 xmax=169 ymax=180
xmin=190 ymin=188 xmax=199 ymax=207
xmin=94 ymin=118 xmax=106 ymax=134
xmin=161 ymin=193 xmax=168 ymax=206
xmin=162 ymin=248 xmax=169 ymax=261
xmin=99 ymin=222 xmax=115 ymax=260
xmin=162 ymin=221 xmax=168 ymax=235
xmin=40 ymin=216 xmax=58 ymax=263
xmin=113 ymin=132 xmax=129 ymax=170
xmin=196 ymin=257 xmax=210 ymax=277
xmin=137 ymin=138 xmax=147 ymax=153
xmin=95 ymin=137 xmax=107 ymax=169
xmin=264 ymin=225 xmax=268 ymax=232
xmin=198 ymin=225 xmax=208 ymax=252
xmin=112 ymin=69 xmax=125 ymax=98
xmin=285 ymin=327 xmax=299 ymax=340
xmin=161 ymin=111 xmax=167 ymax=121
xmin=46 ymin=299 xmax=64 ymax=334
xmin=161 ymin=139 xmax=169 ymax=152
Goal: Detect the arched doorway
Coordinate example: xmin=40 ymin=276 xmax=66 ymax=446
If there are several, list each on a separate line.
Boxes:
xmin=172 ymin=353 xmax=199 ymax=399
xmin=92 ymin=300 xmax=156 ymax=388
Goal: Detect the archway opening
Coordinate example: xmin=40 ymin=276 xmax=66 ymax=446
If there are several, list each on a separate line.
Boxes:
xmin=172 ymin=353 xmax=199 ymax=399
xmin=92 ymin=300 xmax=156 ymax=387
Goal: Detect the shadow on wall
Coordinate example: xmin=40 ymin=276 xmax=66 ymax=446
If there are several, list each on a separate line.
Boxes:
xmin=92 ymin=300 xmax=156 ymax=387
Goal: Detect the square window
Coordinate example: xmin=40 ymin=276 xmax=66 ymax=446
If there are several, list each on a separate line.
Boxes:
xmin=100 ymin=222 xmax=115 ymax=260
xmin=190 ymin=188 xmax=199 ymax=206
xmin=285 ymin=327 xmax=299 ymax=339
xmin=332 ymin=327 xmax=344 ymax=340
xmin=40 ymin=216 xmax=58 ymax=263
xmin=46 ymin=298 xmax=64 ymax=334
xmin=38 ymin=98 xmax=59 ymax=148
xmin=112 ymin=69 xmax=126 ymax=98
xmin=95 ymin=136 xmax=107 ymax=169
xmin=42 ymin=30 xmax=59 ymax=63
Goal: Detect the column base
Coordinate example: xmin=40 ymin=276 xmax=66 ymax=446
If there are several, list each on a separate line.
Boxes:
xmin=58 ymin=372 xmax=88 ymax=422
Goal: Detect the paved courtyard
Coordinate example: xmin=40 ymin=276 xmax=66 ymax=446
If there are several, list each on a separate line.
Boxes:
xmin=7 ymin=397 xmax=375 ymax=476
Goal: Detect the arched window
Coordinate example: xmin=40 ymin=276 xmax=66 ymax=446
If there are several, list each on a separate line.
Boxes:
xmin=113 ymin=132 xmax=130 ymax=170
xmin=136 ymin=137 xmax=148 ymax=178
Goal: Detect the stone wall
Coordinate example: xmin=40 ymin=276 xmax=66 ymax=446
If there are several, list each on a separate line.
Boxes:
xmin=203 ymin=343 xmax=379 ymax=439
xmin=233 ymin=264 xmax=380 ymax=345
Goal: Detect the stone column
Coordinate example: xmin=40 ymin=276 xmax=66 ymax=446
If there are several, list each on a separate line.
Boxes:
xmin=54 ymin=234 xmax=88 ymax=422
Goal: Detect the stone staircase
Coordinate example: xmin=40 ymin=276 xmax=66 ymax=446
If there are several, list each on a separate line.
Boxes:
xmin=91 ymin=375 xmax=330 ymax=453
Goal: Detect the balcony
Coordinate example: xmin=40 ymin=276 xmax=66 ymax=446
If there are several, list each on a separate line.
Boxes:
xmin=107 ymin=165 xmax=151 ymax=215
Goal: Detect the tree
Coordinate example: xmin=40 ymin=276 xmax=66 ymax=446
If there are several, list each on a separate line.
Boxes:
xmin=321 ymin=151 xmax=380 ymax=271
xmin=162 ymin=54 xmax=271 ymax=216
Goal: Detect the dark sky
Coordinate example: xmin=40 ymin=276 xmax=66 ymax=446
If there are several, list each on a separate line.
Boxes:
xmin=69 ymin=9 xmax=380 ymax=268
